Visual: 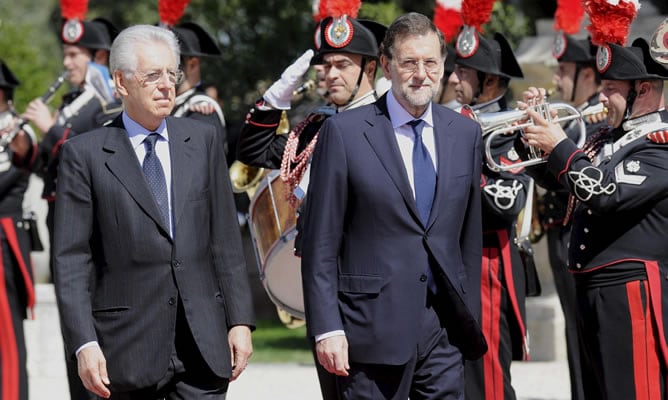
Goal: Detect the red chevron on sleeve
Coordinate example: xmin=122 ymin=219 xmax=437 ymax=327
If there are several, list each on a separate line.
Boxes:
xmin=647 ymin=129 xmax=668 ymax=144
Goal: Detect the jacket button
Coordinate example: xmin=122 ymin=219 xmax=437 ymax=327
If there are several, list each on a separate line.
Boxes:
xmin=168 ymin=297 xmax=176 ymax=306
xmin=173 ymin=260 xmax=181 ymax=268
xmin=420 ymin=274 xmax=427 ymax=282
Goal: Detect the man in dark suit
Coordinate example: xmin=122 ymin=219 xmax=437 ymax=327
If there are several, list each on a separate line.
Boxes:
xmin=301 ymin=12 xmax=486 ymax=399
xmin=52 ymin=25 xmax=254 ymax=399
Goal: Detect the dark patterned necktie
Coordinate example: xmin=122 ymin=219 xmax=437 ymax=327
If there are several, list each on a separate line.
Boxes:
xmin=408 ymin=119 xmax=436 ymax=225
xmin=143 ymin=133 xmax=170 ymax=229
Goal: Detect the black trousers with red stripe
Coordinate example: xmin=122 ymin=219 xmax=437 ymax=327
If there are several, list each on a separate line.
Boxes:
xmin=546 ymin=227 xmax=586 ymax=400
xmin=0 ymin=228 xmax=29 ymax=400
xmin=577 ymin=279 xmax=666 ymax=400
xmin=464 ymin=240 xmax=526 ymax=400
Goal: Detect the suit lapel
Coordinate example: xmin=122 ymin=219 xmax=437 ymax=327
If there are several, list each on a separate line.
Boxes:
xmin=103 ymin=124 xmax=170 ymax=235
xmin=166 ymin=118 xmax=195 ymax=231
xmin=363 ymin=97 xmax=422 ymax=224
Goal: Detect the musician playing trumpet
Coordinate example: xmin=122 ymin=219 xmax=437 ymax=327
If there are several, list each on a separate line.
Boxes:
xmin=449 ymin=24 xmax=538 ymax=398
xmin=527 ymin=33 xmax=607 ymax=400
xmin=519 ymin=32 xmax=668 ymax=398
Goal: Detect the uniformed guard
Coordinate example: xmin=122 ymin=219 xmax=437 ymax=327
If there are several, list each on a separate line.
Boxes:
xmin=0 ymin=59 xmax=36 ymax=400
xmin=448 ymin=0 xmax=538 ymax=398
xmin=237 ymin=5 xmax=386 ymax=223
xmin=169 ymin=21 xmax=228 ymax=153
xmin=236 ymin=1 xmax=385 ymax=398
xmin=520 ymin=1 xmax=668 ymax=396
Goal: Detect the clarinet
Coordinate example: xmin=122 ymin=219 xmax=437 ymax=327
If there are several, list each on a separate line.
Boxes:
xmin=0 ymin=71 xmax=68 ymax=152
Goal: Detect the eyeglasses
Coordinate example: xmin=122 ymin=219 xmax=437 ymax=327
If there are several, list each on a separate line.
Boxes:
xmin=395 ymin=58 xmax=442 ymax=74
xmin=135 ymin=69 xmax=184 ymax=86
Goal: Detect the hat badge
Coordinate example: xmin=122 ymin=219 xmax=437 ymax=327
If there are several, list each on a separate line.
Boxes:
xmin=552 ymin=32 xmax=567 ymax=59
xmin=649 ymin=18 xmax=668 ymax=66
xmin=596 ymin=45 xmax=612 ymax=73
xmin=62 ymin=19 xmax=84 ymax=44
xmin=325 ymin=16 xmax=354 ymax=49
xmin=456 ymin=25 xmax=479 ymax=59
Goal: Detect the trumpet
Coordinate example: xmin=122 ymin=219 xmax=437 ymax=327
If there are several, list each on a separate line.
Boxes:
xmin=476 ymin=102 xmax=606 ymax=172
xmin=0 ymin=71 xmax=68 ymax=152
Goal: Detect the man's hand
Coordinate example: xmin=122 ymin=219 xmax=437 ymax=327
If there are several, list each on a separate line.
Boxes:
xmin=77 ymin=345 xmax=111 ymax=398
xmin=189 ymin=102 xmax=216 ymax=115
xmin=228 ymin=325 xmax=253 ymax=382
xmin=8 ymin=130 xmax=31 ymax=161
xmin=316 ymin=335 xmax=350 ymax=377
xmin=263 ymin=49 xmax=314 ymax=110
xmin=22 ymin=98 xmax=55 ymax=133
xmin=522 ymin=108 xmax=568 ymax=154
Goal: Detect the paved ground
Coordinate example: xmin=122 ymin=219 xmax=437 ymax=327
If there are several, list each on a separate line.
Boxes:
xmin=30 ymin=360 xmax=570 ymax=399
xmin=25 ymin=284 xmax=571 ymax=400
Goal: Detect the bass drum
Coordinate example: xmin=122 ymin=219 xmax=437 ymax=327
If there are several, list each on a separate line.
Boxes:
xmin=248 ymin=171 xmax=305 ymax=320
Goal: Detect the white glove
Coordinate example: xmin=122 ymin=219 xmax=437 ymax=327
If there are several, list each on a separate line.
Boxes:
xmin=263 ymin=49 xmax=314 ymax=110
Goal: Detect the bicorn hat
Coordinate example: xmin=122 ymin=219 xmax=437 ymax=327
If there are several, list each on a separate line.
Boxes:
xmin=0 ymin=60 xmax=20 ymax=89
xmin=172 ymin=22 xmax=222 ymax=57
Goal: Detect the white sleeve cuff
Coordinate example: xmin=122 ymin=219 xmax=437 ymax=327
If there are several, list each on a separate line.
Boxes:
xmin=315 ymin=330 xmax=345 ymax=342
xmin=75 ymin=341 xmax=100 ymax=357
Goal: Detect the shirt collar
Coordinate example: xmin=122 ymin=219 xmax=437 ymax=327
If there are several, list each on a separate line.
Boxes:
xmin=123 ymin=112 xmax=169 ymax=150
xmin=386 ymin=89 xmax=434 ymax=130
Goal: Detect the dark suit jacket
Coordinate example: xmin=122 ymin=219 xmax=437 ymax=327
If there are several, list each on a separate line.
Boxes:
xmin=53 ymin=115 xmax=255 ymax=391
xmin=301 ymin=94 xmax=486 ymax=364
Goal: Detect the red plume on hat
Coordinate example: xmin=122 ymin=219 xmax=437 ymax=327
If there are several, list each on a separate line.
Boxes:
xmin=158 ymin=0 xmax=191 ymax=28
xmin=554 ymin=0 xmax=585 ymax=35
xmin=312 ymin=0 xmax=329 ymax=22
xmin=461 ymin=0 xmax=496 ymax=33
xmin=326 ymin=0 xmax=361 ymax=18
xmin=434 ymin=0 xmax=463 ymax=43
xmin=584 ymin=0 xmax=640 ymax=46
xmin=61 ymin=0 xmax=88 ymax=21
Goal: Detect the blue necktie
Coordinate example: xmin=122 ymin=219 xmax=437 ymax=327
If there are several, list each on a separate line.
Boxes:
xmin=408 ymin=119 xmax=436 ymax=225
xmin=408 ymin=120 xmax=438 ymax=293
xmin=143 ymin=133 xmax=170 ymax=229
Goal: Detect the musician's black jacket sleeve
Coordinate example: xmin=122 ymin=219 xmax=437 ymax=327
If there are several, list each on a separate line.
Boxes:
xmin=237 ymin=101 xmax=287 ymax=169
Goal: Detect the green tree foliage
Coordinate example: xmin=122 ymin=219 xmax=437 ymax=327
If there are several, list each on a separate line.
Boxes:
xmin=0 ymin=0 xmax=64 ymax=111
xmin=3 ymin=0 xmax=663 ymax=143
xmin=484 ymin=1 xmax=530 ymax=49
xmin=360 ymin=1 xmax=404 ymax=27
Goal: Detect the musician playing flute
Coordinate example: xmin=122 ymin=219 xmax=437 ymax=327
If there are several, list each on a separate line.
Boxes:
xmin=448 ymin=1 xmax=538 ymax=395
